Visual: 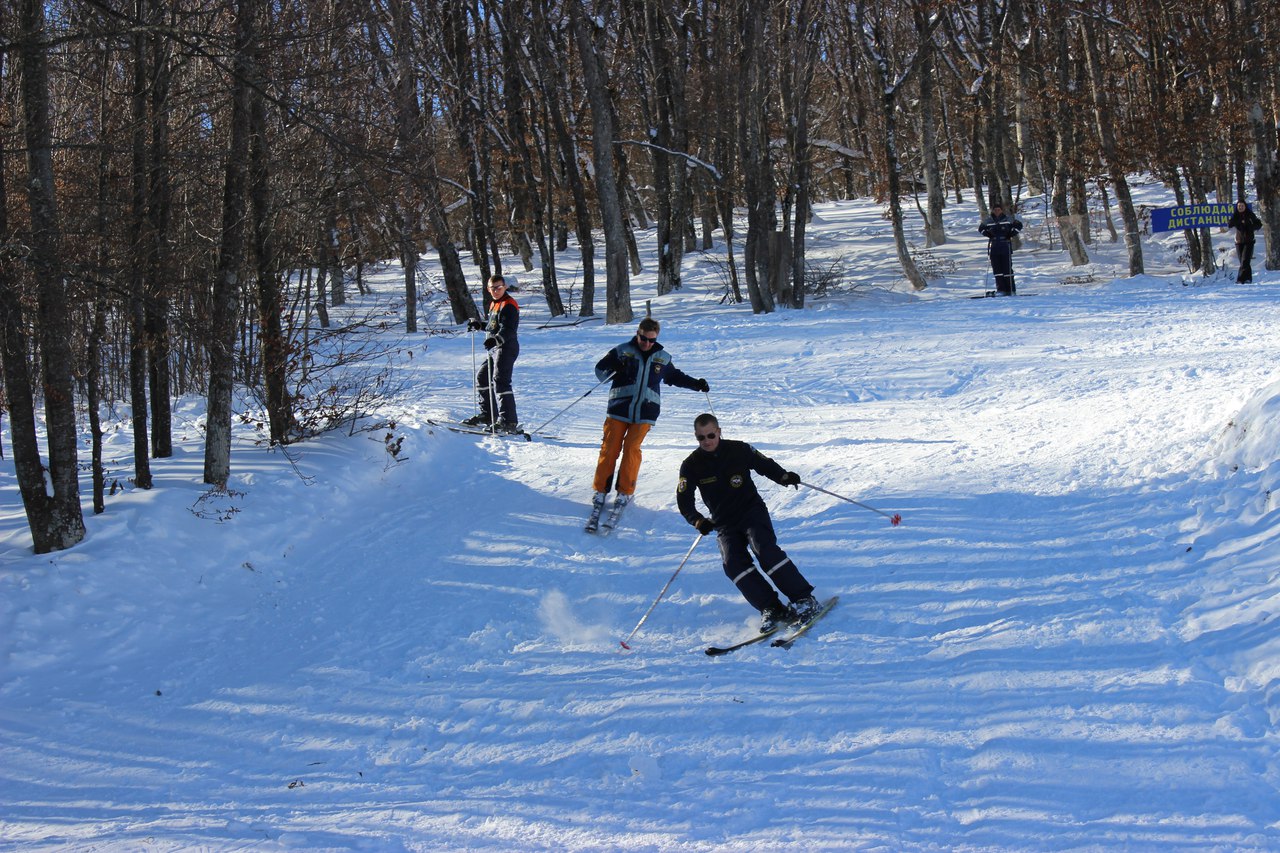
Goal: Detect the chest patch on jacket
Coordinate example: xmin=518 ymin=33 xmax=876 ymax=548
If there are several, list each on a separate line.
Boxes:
xmin=730 ymin=474 xmax=745 ymax=488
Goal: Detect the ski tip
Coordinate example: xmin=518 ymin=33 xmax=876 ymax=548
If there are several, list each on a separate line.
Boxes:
xmin=619 ymin=640 xmax=631 ymax=650
xmin=891 ymin=513 xmax=902 ymax=526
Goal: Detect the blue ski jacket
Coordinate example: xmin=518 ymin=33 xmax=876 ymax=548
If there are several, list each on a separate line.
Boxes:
xmin=595 ymin=339 xmax=700 ymax=425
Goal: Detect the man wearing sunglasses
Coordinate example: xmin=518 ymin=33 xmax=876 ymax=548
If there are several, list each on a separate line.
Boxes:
xmin=587 ymin=317 xmax=709 ymax=532
xmin=676 ymin=413 xmax=820 ymax=632
xmin=462 ymin=275 xmax=521 ymax=433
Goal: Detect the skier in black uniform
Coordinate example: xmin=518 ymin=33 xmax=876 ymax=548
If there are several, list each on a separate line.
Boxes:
xmin=463 ymin=275 xmax=520 ymax=432
xmin=979 ymin=201 xmax=1024 ymax=296
xmin=676 ymin=413 xmax=820 ymax=633
xmin=1227 ymin=200 xmax=1263 ymax=283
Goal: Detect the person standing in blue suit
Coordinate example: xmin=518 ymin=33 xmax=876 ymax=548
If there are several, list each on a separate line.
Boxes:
xmin=979 ymin=201 xmax=1024 ymax=296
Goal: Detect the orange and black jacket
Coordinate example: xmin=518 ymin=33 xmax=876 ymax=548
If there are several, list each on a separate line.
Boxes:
xmin=484 ymin=294 xmax=520 ymax=350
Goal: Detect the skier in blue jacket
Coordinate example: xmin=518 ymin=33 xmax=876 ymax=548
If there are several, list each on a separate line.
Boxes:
xmin=587 ymin=317 xmax=707 ymax=529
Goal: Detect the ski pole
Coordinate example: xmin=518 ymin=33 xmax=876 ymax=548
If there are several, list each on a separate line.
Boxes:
xmin=486 ymin=346 xmax=499 ymax=430
xmin=620 ymin=533 xmax=704 ymax=650
xmin=470 ymin=327 xmax=478 ymax=419
xmin=528 ymin=373 xmax=615 ymax=437
xmin=800 ymin=481 xmax=902 ymax=526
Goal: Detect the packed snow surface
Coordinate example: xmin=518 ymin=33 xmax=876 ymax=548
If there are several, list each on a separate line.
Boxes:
xmin=3 ymin=187 xmax=1280 ymax=850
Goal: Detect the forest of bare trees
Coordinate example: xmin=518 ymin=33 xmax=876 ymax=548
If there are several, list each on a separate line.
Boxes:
xmin=1 ymin=0 xmax=1277 ymax=552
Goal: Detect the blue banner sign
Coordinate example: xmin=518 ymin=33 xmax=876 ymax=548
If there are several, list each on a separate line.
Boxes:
xmin=1150 ymin=203 xmax=1233 ymax=232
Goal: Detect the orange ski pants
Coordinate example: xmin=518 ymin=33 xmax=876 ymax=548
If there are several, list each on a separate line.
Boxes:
xmin=592 ymin=419 xmax=652 ymax=496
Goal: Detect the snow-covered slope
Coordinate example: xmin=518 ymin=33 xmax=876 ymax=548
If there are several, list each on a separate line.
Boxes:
xmin=3 ymin=191 xmax=1279 ymax=851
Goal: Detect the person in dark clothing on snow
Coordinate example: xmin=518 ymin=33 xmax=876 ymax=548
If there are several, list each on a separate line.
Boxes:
xmin=587 ymin=318 xmax=708 ymax=527
xmin=676 ymin=413 xmax=820 ymax=633
xmin=1227 ymin=200 xmax=1263 ymax=283
xmin=979 ymin=201 xmax=1024 ymax=296
xmin=463 ymin=275 xmax=520 ymax=432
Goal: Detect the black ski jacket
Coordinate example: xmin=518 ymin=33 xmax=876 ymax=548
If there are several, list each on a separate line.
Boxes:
xmin=1228 ymin=207 xmax=1262 ymax=244
xmin=677 ymin=439 xmax=789 ymax=528
xmin=979 ymin=212 xmax=1023 ymax=245
xmin=483 ymin=293 xmax=519 ymax=349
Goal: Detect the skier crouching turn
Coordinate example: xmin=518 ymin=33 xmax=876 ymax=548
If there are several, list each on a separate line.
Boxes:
xmin=676 ymin=413 xmax=820 ymax=632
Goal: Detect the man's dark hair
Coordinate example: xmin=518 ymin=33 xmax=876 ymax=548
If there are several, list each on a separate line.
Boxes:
xmin=694 ymin=413 xmax=719 ymax=430
xmin=638 ymin=317 xmax=660 ymax=335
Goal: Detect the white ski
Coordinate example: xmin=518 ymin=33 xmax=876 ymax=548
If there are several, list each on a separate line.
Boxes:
xmin=598 ymin=495 xmax=632 ymax=535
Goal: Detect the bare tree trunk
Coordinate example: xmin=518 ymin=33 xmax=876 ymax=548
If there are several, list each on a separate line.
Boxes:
xmin=145 ymin=13 xmax=173 ymax=459
xmin=204 ymin=0 xmax=256 ymax=487
xmin=641 ymin=0 xmax=689 ymax=297
xmin=89 ymin=50 xmax=110 ymax=513
xmin=1096 ymin=180 xmax=1119 ymax=242
xmin=388 ymin=0 xmax=419 ymax=333
xmin=1237 ymin=0 xmax=1279 ymax=269
xmin=1049 ymin=24 xmax=1089 ymax=266
xmin=739 ymin=1 xmax=775 ymax=313
xmin=918 ymin=43 xmax=946 ymax=248
xmin=1186 ymin=159 xmax=1218 ymax=275
xmin=781 ymin=0 xmax=820 ymax=306
xmin=421 ymin=154 xmax=480 ymax=323
xmin=613 ymin=133 xmax=644 ymax=275
xmin=501 ymin=3 xmax=541 ymax=279
xmin=572 ymin=0 xmax=632 ymax=324
xmin=530 ymin=1 xmax=596 ymax=315
xmin=1079 ymin=16 xmax=1143 ymax=275
xmin=13 ymin=0 xmax=86 ymax=550
xmin=854 ymin=3 xmax=932 ymax=291
xmin=1012 ymin=3 xmax=1044 ymax=197
xmin=534 ymin=97 xmax=567 ymax=316
xmin=247 ymin=26 xmax=292 ymax=445
xmin=441 ymin=0 xmax=496 ymax=290
xmin=0 ymin=161 xmax=55 ymax=533
xmin=1165 ymin=169 xmax=1202 ymax=271
xmin=325 ymin=203 xmax=345 ymax=307
xmin=127 ymin=5 xmax=153 ymax=488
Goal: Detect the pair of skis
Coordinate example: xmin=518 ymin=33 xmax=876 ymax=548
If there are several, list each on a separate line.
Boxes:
xmin=585 ymin=496 xmax=629 ymax=535
xmin=705 ymin=595 xmax=839 ymax=656
xmin=427 ymin=418 xmax=535 ymax=441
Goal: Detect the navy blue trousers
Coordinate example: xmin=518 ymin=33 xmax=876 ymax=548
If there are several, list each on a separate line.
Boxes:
xmin=476 ymin=344 xmax=519 ymax=425
xmin=716 ymin=502 xmax=813 ymax=612
xmin=989 ymin=242 xmax=1015 ymax=294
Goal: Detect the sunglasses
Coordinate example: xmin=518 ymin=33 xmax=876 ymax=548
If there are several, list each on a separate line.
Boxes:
xmin=637 ymin=334 xmax=657 ymax=344
xmin=696 ymin=433 xmax=719 ymax=441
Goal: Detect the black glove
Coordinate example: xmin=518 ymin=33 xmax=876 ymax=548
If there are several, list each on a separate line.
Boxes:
xmin=483 ymin=337 xmax=496 ymax=350
xmin=695 ymin=378 xmax=710 ymax=393
xmin=694 ymin=517 xmax=715 ymax=535
xmin=467 ymin=319 xmax=485 ymax=332
xmin=780 ymin=471 xmax=801 ymax=488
